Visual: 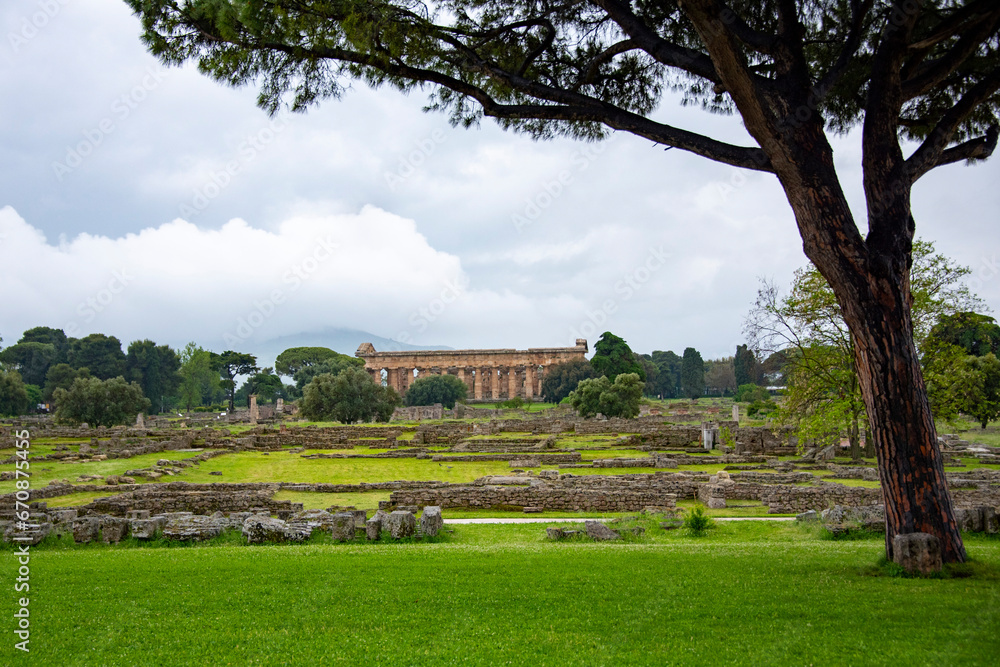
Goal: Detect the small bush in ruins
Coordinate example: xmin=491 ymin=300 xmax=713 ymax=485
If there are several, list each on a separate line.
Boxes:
xmin=684 ymin=507 xmax=715 ymax=536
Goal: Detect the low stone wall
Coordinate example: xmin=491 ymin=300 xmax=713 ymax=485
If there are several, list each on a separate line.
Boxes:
xmin=389 ymin=485 xmax=678 ymax=512
xmin=431 ymin=453 xmax=581 ymax=464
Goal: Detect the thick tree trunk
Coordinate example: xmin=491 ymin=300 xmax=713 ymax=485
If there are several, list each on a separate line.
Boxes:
xmin=770 ymin=131 xmax=965 ymax=563
xmin=847 ymin=292 xmax=965 ymax=562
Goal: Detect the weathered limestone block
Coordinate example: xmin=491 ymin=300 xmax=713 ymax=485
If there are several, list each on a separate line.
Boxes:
xmin=796 ymin=510 xmax=819 ymax=522
xmin=50 ymin=509 xmax=78 ymax=524
xmin=129 ymin=517 xmax=167 ymax=540
xmin=420 ymin=506 xmax=443 ymax=537
xmin=546 ymin=527 xmax=565 ymax=540
xmin=4 ymin=522 xmax=52 ymax=545
xmin=242 ymin=516 xmax=290 ymax=544
xmin=127 ymin=510 xmax=151 ymax=520
xmin=892 ymin=532 xmax=942 ymax=575
xmin=351 ymin=509 xmax=368 ymax=528
xmin=330 ymin=513 xmax=356 ymax=542
xmin=385 ymin=511 xmax=416 ymax=539
xmin=164 ymin=515 xmax=226 ymax=542
xmin=585 ymin=520 xmax=620 ymax=541
xmin=101 ymin=517 xmax=130 ymax=543
xmin=366 ymin=517 xmax=382 ymax=541
xmin=288 ymin=509 xmax=336 ymax=532
xmin=73 ymin=517 xmax=102 ymax=543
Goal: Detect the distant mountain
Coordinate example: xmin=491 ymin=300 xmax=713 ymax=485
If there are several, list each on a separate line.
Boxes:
xmin=249 ymin=327 xmax=452 ymax=370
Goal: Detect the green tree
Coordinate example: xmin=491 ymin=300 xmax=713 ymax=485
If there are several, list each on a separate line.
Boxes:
xmin=18 ymin=326 xmax=71 ymax=365
xmin=236 ymin=368 xmax=287 ymax=405
xmin=128 ymin=0 xmax=1000 ymax=563
xmin=126 ymin=340 xmax=181 ymax=413
xmin=292 ymin=354 xmax=365 ymax=392
xmin=0 ymin=370 xmax=29 ymax=417
xmin=53 ymin=376 xmax=151 ymax=427
xmin=680 ymin=348 xmax=705 ymax=399
xmin=540 ymin=359 xmax=597 ymax=404
xmin=217 ymin=351 xmax=258 ymax=413
xmin=274 ymin=346 xmax=342 ymax=378
xmin=43 ymin=364 xmax=90 ymax=402
xmin=23 ymin=384 xmax=42 ymax=411
xmin=404 ymin=374 xmax=469 ymax=409
xmin=746 ymin=241 xmax=983 ymax=459
xmin=647 ymin=350 xmax=683 ymax=398
xmin=734 ymin=345 xmax=760 ymax=387
xmin=568 ymin=373 xmax=644 ymax=419
xmin=300 ymin=367 xmax=400 ymax=423
xmin=926 ymin=312 xmax=1000 ymax=358
xmin=590 ymin=332 xmax=645 ymax=381
xmin=704 ymin=357 xmax=736 ymax=396
xmin=177 ymin=343 xmax=222 ymax=411
xmin=0 ymin=341 xmax=57 ymax=386
xmin=68 ymin=334 xmax=126 ymax=380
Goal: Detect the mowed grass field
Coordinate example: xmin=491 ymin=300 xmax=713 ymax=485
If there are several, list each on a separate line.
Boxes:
xmin=5 ymin=523 xmax=1000 ymax=666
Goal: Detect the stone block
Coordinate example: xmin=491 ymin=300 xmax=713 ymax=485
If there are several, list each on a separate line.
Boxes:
xmin=73 ymin=517 xmax=102 ymax=543
xmin=129 ymin=517 xmax=166 ymax=540
xmin=546 ymin=527 xmax=565 ymax=540
xmin=385 ymin=511 xmax=416 ymax=539
xmin=796 ymin=510 xmax=819 ymax=522
xmin=955 ymin=507 xmax=984 ymax=533
xmin=242 ymin=515 xmax=290 ymax=544
xmin=585 ymin=520 xmax=620 ymax=541
xmin=4 ymin=522 xmax=52 ymax=545
xmin=366 ymin=517 xmax=382 ymax=541
xmin=330 ymin=513 xmax=356 ymax=542
xmin=164 ymin=515 xmax=226 ymax=542
xmin=127 ymin=510 xmax=151 ymax=520
xmin=101 ymin=517 xmax=129 ymax=543
xmin=420 ymin=506 xmax=443 ymax=537
xmin=351 ymin=509 xmax=368 ymax=528
xmin=892 ymin=532 xmax=942 ymax=575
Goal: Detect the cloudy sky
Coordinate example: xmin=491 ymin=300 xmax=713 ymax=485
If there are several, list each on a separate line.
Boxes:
xmin=2 ymin=0 xmax=998 ymax=364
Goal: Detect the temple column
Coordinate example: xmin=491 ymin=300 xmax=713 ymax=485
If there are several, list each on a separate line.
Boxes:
xmin=474 ymin=368 xmax=483 ymax=400
xmin=508 ymin=367 xmax=518 ymax=398
xmin=524 ymin=365 xmax=534 ymax=399
xmin=491 ymin=367 xmax=500 ymax=400
xmin=371 ymin=368 xmax=382 ymax=386
xmin=387 ymin=368 xmax=399 ymax=392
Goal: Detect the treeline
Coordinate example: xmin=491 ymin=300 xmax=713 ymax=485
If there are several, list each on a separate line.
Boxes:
xmin=0 ymin=327 xmax=365 ymax=421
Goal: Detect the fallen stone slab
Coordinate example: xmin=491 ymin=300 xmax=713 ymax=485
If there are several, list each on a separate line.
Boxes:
xmin=243 ymin=515 xmax=291 ymax=544
xmin=129 ymin=517 xmax=167 ymax=540
xmin=330 ymin=513 xmax=356 ymax=542
xmin=585 ymin=520 xmax=620 ymax=541
xmin=164 ymin=515 xmax=227 ymax=542
xmin=73 ymin=517 xmax=102 ymax=543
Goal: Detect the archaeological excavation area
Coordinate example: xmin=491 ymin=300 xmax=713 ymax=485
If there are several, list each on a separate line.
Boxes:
xmin=4 ymin=400 xmax=1000 ymax=547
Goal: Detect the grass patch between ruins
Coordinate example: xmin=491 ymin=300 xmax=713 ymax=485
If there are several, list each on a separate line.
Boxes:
xmin=10 ymin=522 xmax=999 ymax=666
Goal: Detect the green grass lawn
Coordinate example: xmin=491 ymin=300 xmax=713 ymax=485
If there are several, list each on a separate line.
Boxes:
xmin=0 ymin=449 xmax=214 ymax=494
xmin=7 ymin=522 xmax=998 ymax=666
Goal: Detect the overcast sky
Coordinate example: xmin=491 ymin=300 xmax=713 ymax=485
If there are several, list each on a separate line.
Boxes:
xmin=2 ymin=0 xmax=998 ymax=363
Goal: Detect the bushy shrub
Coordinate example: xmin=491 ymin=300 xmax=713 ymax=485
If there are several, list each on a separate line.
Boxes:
xmin=568 ymin=373 xmax=644 ymax=418
xmin=735 ymin=383 xmax=771 ymax=403
xmin=53 ymin=376 xmax=151 ymax=427
xmin=684 ymin=507 xmax=715 ymax=536
xmin=300 ymin=367 xmax=400 ymax=423
xmin=404 ymin=374 xmax=468 ymax=409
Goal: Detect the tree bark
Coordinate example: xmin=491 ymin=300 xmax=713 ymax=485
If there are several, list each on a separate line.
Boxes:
xmin=842 ymin=271 xmax=966 ymax=562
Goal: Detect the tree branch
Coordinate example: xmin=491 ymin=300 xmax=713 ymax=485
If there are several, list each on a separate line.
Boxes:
xmin=814 ymin=0 xmax=875 ymax=99
xmin=588 ymin=0 xmax=722 ymax=83
xmin=904 ymin=67 xmax=1000 ymax=180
